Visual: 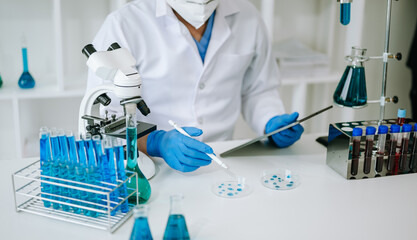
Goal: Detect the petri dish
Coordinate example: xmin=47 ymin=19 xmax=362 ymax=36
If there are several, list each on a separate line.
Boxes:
xmin=212 ymin=177 xmax=251 ymax=199
xmin=261 ymin=169 xmax=300 ymax=190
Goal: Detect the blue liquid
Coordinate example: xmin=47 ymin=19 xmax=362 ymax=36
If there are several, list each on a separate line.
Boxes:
xmin=50 ymin=161 xmax=61 ymax=210
xmin=163 ymin=214 xmax=190 ymax=240
xmin=50 ymin=136 xmax=61 ymax=161
xmin=93 ymin=138 xmax=103 ymax=164
xmin=58 ymin=135 xmax=69 ymax=161
xmin=67 ymin=136 xmax=77 ymax=164
xmin=340 ymin=3 xmax=351 ymax=25
xmin=40 ymin=133 xmax=52 ymax=207
xmin=18 ymin=48 xmax=35 ymax=89
xmin=85 ymin=139 xmax=96 ymax=167
xmin=333 ymin=66 xmax=367 ymax=107
xmin=115 ymin=145 xmax=130 ymax=213
xmin=75 ymin=166 xmax=89 ymax=215
xmin=126 ymin=127 xmax=151 ymax=204
xmin=76 ymin=140 xmax=87 ymax=166
xmin=130 ymin=217 xmax=153 ymax=240
xmin=86 ymin=167 xmax=100 ymax=218
xmin=0 ymin=74 xmax=3 ymax=88
xmin=105 ymin=147 xmax=119 ymax=216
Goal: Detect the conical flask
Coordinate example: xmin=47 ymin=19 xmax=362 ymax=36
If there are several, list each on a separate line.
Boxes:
xmin=333 ymin=47 xmax=367 ymax=108
xmin=163 ymin=194 xmax=190 ymax=240
xmin=130 ymin=205 xmax=153 ymax=240
xmin=125 ymin=104 xmax=151 ymax=204
xmin=0 ymin=73 xmax=3 ymax=88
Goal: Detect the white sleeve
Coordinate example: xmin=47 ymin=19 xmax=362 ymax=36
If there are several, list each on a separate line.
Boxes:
xmin=86 ymin=13 xmax=132 ymax=118
xmin=241 ymin=18 xmax=286 ymax=136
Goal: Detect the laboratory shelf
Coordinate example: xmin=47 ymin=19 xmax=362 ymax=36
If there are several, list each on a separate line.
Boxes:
xmin=0 ymin=84 xmax=85 ymax=100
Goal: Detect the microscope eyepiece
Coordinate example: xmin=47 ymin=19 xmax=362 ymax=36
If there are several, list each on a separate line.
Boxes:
xmin=107 ymin=42 xmax=122 ymax=51
xmin=93 ymin=93 xmax=112 ymax=106
xmin=137 ymin=100 xmax=151 ymax=116
xmin=82 ymin=44 xmax=97 ymax=59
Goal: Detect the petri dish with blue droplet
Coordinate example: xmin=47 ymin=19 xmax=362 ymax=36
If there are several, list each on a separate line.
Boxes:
xmin=261 ymin=169 xmax=300 ymax=190
xmin=212 ymin=177 xmax=251 ymax=199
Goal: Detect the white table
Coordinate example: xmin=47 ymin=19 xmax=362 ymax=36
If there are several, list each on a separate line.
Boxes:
xmin=2 ymin=134 xmax=417 ymax=240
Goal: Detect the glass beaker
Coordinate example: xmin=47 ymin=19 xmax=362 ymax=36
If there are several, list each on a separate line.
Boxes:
xmin=125 ymin=105 xmax=151 ymax=204
xmin=163 ymin=194 xmax=190 ymax=240
xmin=333 ymin=47 xmax=368 ymax=108
xmin=18 ymin=38 xmax=35 ymax=89
xmin=130 ymin=205 xmax=153 ymax=240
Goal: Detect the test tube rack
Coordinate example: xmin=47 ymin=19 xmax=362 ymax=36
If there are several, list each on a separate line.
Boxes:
xmin=326 ymin=119 xmax=416 ymax=180
xmin=12 ymin=160 xmax=138 ymax=232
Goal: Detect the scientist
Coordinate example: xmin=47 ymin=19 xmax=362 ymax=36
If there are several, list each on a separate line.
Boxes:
xmin=87 ymin=0 xmax=304 ymax=172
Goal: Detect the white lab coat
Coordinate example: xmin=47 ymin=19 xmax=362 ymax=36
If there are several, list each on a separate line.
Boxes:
xmin=87 ymin=0 xmax=285 ymax=142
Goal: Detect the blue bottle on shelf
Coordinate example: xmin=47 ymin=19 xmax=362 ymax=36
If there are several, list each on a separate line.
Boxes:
xmin=130 ymin=205 xmax=153 ymax=240
xmin=18 ymin=39 xmax=35 ymax=89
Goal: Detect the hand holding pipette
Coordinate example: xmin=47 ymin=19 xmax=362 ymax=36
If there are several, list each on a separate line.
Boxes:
xmin=168 ymin=120 xmax=230 ymax=170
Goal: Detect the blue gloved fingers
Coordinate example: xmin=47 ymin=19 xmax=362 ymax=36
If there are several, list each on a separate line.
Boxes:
xmin=179 ymin=144 xmax=212 ymax=162
xmin=174 ymin=151 xmax=202 ymax=172
xmin=265 ymin=112 xmax=299 ymax=134
xmin=180 ymin=135 xmax=214 ymax=154
xmin=164 ymin=151 xmax=200 ymax=172
xmin=181 ymin=127 xmax=203 ymax=137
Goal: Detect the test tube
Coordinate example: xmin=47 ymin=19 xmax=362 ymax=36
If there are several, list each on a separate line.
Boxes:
xmin=397 ymin=109 xmax=406 ymax=126
xmin=76 ymin=138 xmax=87 ymax=167
xmin=351 ymin=127 xmax=362 ymax=176
xmin=85 ymin=133 xmax=97 ymax=167
xmin=409 ymin=123 xmax=417 ymax=172
xmin=388 ymin=124 xmax=400 ymax=174
xmin=66 ymin=130 xmax=80 ymax=213
xmin=399 ymin=124 xmax=412 ymax=172
xmin=39 ymin=127 xmax=52 ymax=208
xmin=92 ymin=135 xmax=104 ymax=165
xmin=57 ymin=129 xmax=70 ymax=212
xmin=376 ymin=125 xmax=388 ymax=173
xmin=49 ymin=128 xmax=61 ymax=209
xmin=103 ymin=137 xmax=118 ymax=216
xmin=363 ymin=126 xmax=376 ymax=174
xmin=114 ymin=139 xmax=130 ymax=213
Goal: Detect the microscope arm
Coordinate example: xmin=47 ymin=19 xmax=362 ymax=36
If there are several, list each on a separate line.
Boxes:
xmin=78 ymin=84 xmax=115 ymax=136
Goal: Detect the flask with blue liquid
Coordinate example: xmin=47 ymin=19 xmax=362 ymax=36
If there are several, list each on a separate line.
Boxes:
xmin=130 ymin=205 xmax=153 ymax=240
xmin=18 ymin=36 xmax=35 ymax=89
xmin=163 ymin=194 xmax=190 ymax=240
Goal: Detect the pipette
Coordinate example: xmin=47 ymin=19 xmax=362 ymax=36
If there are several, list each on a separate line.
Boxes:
xmin=168 ymin=120 xmax=230 ymax=170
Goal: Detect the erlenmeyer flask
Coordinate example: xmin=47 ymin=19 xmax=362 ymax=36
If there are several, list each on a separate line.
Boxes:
xmin=18 ymin=37 xmax=35 ymax=89
xmin=0 ymin=73 xmax=3 ymax=88
xmin=163 ymin=194 xmax=190 ymax=240
xmin=130 ymin=205 xmax=153 ymax=240
xmin=333 ymin=47 xmax=367 ymax=108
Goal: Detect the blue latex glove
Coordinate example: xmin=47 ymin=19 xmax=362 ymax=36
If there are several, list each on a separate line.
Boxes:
xmin=146 ymin=127 xmax=213 ymax=172
xmin=265 ymin=112 xmax=304 ymax=148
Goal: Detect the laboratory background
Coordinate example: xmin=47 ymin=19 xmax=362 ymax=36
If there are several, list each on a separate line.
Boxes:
xmin=1 ymin=0 xmax=417 ymax=239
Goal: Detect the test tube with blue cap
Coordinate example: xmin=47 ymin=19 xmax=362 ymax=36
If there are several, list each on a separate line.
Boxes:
xmin=399 ymin=124 xmax=412 ymax=172
xmin=388 ymin=124 xmax=400 ymax=174
xmin=364 ymin=126 xmax=376 ymax=174
xmin=351 ymin=127 xmax=362 ymax=176
xmin=376 ymin=125 xmax=388 ymax=173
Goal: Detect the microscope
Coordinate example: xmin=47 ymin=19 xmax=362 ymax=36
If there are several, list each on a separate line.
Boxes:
xmin=79 ymin=42 xmax=156 ymax=178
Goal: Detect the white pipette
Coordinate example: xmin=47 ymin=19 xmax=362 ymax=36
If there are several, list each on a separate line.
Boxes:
xmin=168 ymin=120 xmax=230 ymax=170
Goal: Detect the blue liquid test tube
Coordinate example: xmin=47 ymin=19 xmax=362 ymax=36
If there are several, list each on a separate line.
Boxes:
xmin=364 ymin=126 xmax=376 ymax=174
xmin=66 ymin=130 xmax=80 ymax=213
xmin=49 ymin=128 xmax=61 ymax=209
xmin=115 ymin=141 xmax=130 ymax=213
xmin=58 ymin=129 xmax=70 ymax=212
xmin=85 ymin=134 xmax=97 ymax=168
xmin=104 ymin=137 xmax=119 ymax=216
xmin=376 ymin=125 xmax=388 ymax=173
xmin=340 ymin=2 xmax=351 ymax=25
xmin=351 ymin=128 xmax=362 ymax=176
xmin=39 ymin=127 xmax=52 ymax=208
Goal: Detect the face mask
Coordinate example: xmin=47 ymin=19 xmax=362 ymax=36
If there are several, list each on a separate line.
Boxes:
xmin=167 ymin=0 xmax=219 ymax=29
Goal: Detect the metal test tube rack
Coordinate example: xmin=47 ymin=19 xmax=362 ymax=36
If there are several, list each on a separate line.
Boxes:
xmin=12 ymin=160 xmax=139 ymax=232
xmin=326 ymin=119 xmax=417 ymax=180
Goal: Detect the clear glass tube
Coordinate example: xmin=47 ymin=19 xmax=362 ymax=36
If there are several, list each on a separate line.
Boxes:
xmin=376 ymin=133 xmax=387 ymax=173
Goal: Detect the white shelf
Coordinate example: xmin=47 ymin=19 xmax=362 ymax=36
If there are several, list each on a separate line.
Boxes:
xmin=0 ymin=85 xmax=85 ymax=100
